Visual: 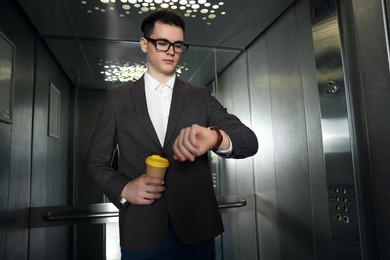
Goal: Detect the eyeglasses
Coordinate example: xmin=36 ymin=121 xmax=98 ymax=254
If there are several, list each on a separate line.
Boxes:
xmin=145 ymin=37 xmax=189 ymax=54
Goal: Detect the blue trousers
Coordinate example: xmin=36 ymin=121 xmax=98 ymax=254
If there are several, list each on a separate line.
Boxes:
xmin=121 ymin=227 xmax=214 ymax=260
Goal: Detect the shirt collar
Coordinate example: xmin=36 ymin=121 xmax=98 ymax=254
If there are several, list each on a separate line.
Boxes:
xmin=144 ymin=72 xmax=176 ymax=91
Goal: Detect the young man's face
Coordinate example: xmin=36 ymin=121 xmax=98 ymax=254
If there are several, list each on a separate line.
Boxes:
xmin=140 ymin=21 xmax=184 ymax=78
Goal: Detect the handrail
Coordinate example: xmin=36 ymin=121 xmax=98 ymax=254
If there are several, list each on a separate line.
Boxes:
xmin=44 ymin=212 xmax=119 ymax=221
xmin=43 ymin=199 xmax=247 ymax=222
xmin=218 ymin=199 xmax=247 ymax=209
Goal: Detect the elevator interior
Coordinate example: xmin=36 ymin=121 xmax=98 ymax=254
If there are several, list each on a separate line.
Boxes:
xmin=1 ymin=0 xmax=390 ymax=259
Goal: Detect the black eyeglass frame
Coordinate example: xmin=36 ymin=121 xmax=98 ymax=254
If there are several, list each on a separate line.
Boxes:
xmin=144 ymin=37 xmax=189 ymax=54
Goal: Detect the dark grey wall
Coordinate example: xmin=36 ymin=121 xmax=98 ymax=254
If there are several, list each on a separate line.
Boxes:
xmin=0 ymin=0 xmax=36 ymax=259
xmin=0 ymin=121 xmax=11 ymax=260
xmin=0 ymin=1 xmax=75 ymax=259
xmin=29 ymin=37 xmax=75 ymax=260
xmin=387 ymin=0 xmax=390 ymax=44
xmin=76 ymin=90 xmax=106 ymax=205
xmin=76 ymin=90 xmax=106 ymax=260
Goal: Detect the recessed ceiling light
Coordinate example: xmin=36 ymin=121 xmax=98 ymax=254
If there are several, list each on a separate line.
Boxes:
xmin=99 ymin=60 xmax=189 ymax=82
xmin=85 ymin=0 xmax=226 ymax=24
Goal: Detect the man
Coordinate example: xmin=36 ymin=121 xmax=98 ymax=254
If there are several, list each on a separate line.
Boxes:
xmin=83 ymin=9 xmax=258 ymax=259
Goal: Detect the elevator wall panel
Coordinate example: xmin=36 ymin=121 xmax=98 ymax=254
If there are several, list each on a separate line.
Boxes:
xmin=0 ymin=0 xmax=37 ymax=259
xmin=0 ymin=124 xmax=11 ymax=259
xmin=267 ymin=7 xmax=315 ymax=259
xmin=30 ymin=38 xmax=74 ymax=260
xmin=218 ymin=54 xmax=254 ymax=196
xmin=77 ymin=90 xmax=106 ymax=205
xmin=388 ymin=0 xmax=390 ymax=38
xmin=217 ymin=49 xmax=257 ymax=260
xmin=76 ymin=90 xmax=106 ymax=260
xmin=295 ymin=1 xmax=332 ymax=258
xmin=246 ymin=0 xmax=331 ymax=259
xmin=247 ymin=30 xmax=281 ymax=260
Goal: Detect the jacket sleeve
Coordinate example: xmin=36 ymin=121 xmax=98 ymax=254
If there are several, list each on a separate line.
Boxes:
xmin=82 ymin=90 xmax=130 ymax=209
xmin=205 ymin=88 xmax=258 ymax=159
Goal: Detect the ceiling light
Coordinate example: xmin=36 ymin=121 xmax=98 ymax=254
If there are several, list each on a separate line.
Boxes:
xmin=99 ymin=60 xmax=189 ymax=82
xmin=84 ymin=0 xmax=226 ymax=25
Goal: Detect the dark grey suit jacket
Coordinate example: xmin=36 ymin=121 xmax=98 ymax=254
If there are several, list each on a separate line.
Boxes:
xmin=83 ymin=76 xmax=258 ymax=251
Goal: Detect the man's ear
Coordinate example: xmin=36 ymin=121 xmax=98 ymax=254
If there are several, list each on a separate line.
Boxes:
xmin=140 ymin=37 xmax=148 ymax=53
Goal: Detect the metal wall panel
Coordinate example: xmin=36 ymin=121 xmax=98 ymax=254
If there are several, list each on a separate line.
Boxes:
xmin=217 ymin=50 xmax=257 ymax=260
xmin=29 ymin=39 xmax=49 ymax=260
xmin=218 ymin=53 xmax=254 ymax=196
xmin=387 ymin=0 xmax=390 ymax=55
xmin=0 ymin=124 xmax=11 ymax=259
xmin=246 ymin=0 xmax=331 ymax=259
xmin=29 ymin=37 xmax=75 ymax=260
xmin=295 ymin=1 xmax=332 ymax=258
xmin=247 ymin=25 xmax=281 ymax=260
xmin=76 ymin=90 xmax=106 ymax=205
xmin=267 ymin=7 xmax=316 ymax=259
xmin=0 ymin=0 xmax=36 ymax=259
xmin=76 ymin=90 xmax=106 ymax=260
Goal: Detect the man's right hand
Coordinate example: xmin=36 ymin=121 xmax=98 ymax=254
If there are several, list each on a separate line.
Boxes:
xmin=120 ymin=174 xmax=165 ymax=205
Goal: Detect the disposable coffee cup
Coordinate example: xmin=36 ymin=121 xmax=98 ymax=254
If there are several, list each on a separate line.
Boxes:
xmin=145 ymin=155 xmax=169 ymax=180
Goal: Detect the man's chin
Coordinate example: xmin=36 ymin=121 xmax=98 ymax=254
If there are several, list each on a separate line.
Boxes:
xmin=161 ymin=68 xmax=176 ymax=76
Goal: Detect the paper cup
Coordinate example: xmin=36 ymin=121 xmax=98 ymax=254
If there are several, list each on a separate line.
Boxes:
xmin=145 ymin=155 xmax=169 ymax=180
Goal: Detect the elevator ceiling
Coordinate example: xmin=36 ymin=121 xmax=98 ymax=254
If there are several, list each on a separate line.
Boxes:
xmin=16 ymin=0 xmax=294 ymax=89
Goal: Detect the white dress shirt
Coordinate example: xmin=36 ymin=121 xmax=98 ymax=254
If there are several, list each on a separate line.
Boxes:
xmin=144 ymin=72 xmax=232 ymax=153
xmin=144 ymin=72 xmax=175 ymax=146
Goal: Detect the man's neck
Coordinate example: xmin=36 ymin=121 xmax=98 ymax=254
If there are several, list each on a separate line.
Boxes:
xmin=146 ymin=71 xmax=174 ymax=84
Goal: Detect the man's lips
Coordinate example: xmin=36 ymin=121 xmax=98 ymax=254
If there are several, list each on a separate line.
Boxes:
xmin=163 ymin=59 xmax=174 ymax=64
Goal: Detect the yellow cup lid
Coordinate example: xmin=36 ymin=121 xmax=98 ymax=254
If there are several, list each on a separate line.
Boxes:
xmin=145 ymin=155 xmax=169 ymax=168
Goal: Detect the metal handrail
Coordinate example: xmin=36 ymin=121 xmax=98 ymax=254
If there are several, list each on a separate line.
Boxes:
xmin=44 ymin=212 xmax=119 ymax=221
xmin=218 ymin=199 xmax=247 ymax=209
xmin=43 ymin=199 xmax=247 ymax=221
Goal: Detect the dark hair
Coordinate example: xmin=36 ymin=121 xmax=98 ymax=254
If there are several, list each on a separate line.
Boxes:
xmin=141 ymin=9 xmax=186 ymax=38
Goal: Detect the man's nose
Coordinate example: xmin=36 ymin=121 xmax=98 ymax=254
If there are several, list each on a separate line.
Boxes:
xmin=166 ymin=45 xmax=175 ymax=55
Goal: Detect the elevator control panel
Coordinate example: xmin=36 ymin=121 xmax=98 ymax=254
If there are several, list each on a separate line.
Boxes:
xmin=330 ymin=185 xmax=355 ymax=225
xmin=312 ymin=1 xmax=363 ymax=258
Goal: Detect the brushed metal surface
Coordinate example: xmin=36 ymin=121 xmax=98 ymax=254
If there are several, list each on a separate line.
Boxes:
xmin=214 ymin=49 xmax=258 ymax=260
xmin=247 ymin=1 xmax=331 ymax=259
xmin=311 ymin=2 xmax=362 ymax=259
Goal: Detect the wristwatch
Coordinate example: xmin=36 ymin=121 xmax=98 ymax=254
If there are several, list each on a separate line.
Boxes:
xmin=209 ymin=126 xmax=223 ymax=151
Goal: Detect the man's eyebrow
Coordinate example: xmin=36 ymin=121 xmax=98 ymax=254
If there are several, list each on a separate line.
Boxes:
xmin=154 ymin=38 xmax=185 ymax=44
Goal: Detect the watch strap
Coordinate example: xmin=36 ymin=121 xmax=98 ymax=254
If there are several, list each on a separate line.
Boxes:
xmin=209 ymin=126 xmax=223 ymax=151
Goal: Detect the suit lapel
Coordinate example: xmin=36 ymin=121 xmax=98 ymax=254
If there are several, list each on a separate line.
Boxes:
xmin=131 ymin=77 xmax=162 ymax=148
xmin=163 ymin=79 xmax=187 ymax=149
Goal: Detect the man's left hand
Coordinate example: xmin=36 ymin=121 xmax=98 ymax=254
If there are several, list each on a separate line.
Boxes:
xmin=172 ymin=124 xmax=225 ymax=162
